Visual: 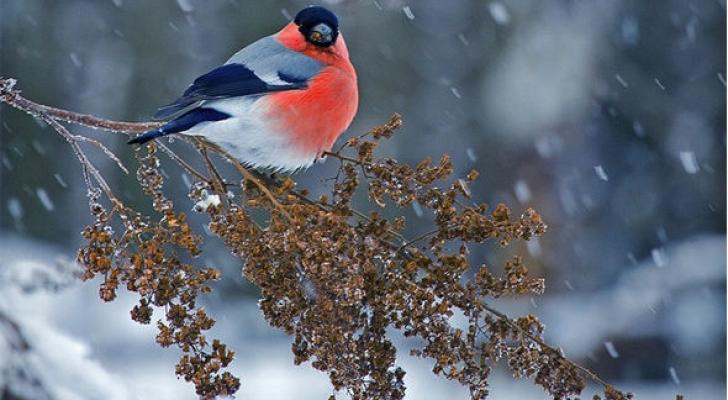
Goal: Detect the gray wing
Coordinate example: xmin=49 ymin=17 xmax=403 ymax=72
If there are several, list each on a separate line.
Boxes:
xmin=153 ymin=36 xmax=323 ymax=121
xmin=225 ymin=35 xmax=324 ymax=85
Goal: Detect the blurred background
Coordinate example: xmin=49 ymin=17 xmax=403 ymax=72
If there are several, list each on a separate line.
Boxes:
xmin=1 ymin=0 xmax=725 ymax=399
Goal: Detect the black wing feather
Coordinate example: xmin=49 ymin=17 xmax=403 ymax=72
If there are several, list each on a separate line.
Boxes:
xmin=153 ymin=64 xmax=306 ymax=121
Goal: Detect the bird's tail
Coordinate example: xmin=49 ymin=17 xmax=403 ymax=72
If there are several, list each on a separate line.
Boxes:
xmin=128 ymin=108 xmax=231 ymax=145
xmin=128 ymin=128 xmax=166 ymax=145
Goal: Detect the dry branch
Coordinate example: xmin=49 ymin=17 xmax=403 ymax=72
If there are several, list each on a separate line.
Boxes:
xmin=1 ymin=77 xmax=675 ymax=400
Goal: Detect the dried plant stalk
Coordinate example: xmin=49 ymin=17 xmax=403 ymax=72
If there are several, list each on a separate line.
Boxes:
xmin=1 ymin=77 xmax=681 ymax=400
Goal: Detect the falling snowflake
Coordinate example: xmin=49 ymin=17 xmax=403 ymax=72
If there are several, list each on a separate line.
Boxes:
xmin=488 ymin=2 xmax=510 ymax=25
xmin=679 ymin=151 xmax=699 ymax=174
xmin=604 ymin=341 xmax=620 ymax=359
xmin=402 ymin=6 xmax=415 ymax=20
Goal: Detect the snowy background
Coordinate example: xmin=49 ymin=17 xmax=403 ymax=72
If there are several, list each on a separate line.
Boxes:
xmin=1 ymin=1 xmax=725 ymax=399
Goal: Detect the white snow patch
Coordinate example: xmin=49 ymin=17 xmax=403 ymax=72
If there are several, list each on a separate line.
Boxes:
xmin=669 ymin=366 xmax=681 ymax=385
xmin=465 ymin=147 xmax=477 ymax=162
xmin=69 ymin=52 xmax=82 ymax=68
xmin=176 ymin=0 xmax=194 ymax=12
xmin=36 ymin=188 xmax=55 ymax=212
xmin=615 ymin=74 xmax=629 ymax=88
xmin=513 ymin=180 xmax=531 ymax=203
xmin=53 ymin=174 xmax=67 ymax=189
xmin=488 ymin=2 xmax=511 ymax=25
xmin=411 ymin=201 xmax=424 ymax=218
xmin=402 ymin=6 xmax=415 ymax=20
xmin=526 ymin=237 xmax=541 ymax=257
xmin=594 ymin=165 xmax=608 ymax=181
xmin=651 ymin=248 xmax=667 ymax=267
xmin=679 ymin=151 xmax=700 ymax=174
xmin=7 ymin=197 xmax=23 ymax=221
xmin=604 ymin=341 xmax=620 ymax=358
xmin=193 ymin=190 xmax=221 ymax=212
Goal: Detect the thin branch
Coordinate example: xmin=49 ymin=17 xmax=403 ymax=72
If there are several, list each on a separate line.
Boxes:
xmin=397 ymin=229 xmax=439 ymax=253
xmin=72 ymin=134 xmax=129 ymax=174
xmin=43 ymin=114 xmax=120 ymax=205
xmin=1 ymin=78 xmax=159 ymax=133
xmin=156 ymin=142 xmax=209 ymax=183
xmin=479 ymin=304 xmax=613 ymax=390
xmin=323 ymin=151 xmax=366 ymax=166
xmin=197 ymin=142 xmax=230 ymax=209
xmin=200 ymin=141 xmax=291 ymax=219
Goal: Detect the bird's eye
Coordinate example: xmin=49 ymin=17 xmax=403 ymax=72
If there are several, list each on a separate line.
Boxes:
xmin=307 ymin=23 xmax=334 ymax=47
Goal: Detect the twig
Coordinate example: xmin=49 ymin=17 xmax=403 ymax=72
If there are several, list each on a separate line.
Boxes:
xmin=200 ymin=141 xmax=291 ymax=219
xmin=323 ymin=151 xmax=367 ymax=166
xmin=397 ymin=229 xmax=439 ymax=253
xmin=43 ymin=114 xmax=120 ymax=205
xmin=72 ymin=134 xmax=129 ymax=174
xmin=197 ymin=142 xmax=230 ymax=209
xmin=1 ymin=78 xmax=159 ymax=133
xmin=479 ymin=304 xmax=613 ymax=390
xmin=156 ymin=142 xmax=209 ymax=183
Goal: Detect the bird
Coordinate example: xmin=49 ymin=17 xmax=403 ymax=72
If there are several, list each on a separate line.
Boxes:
xmin=128 ymin=5 xmax=358 ymax=172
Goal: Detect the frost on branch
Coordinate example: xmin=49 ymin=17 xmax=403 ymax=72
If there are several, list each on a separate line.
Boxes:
xmin=0 ymin=78 xmax=672 ymax=400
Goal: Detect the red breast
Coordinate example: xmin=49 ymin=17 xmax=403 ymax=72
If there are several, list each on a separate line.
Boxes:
xmin=266 ymin=22 xmax=359 ymax=157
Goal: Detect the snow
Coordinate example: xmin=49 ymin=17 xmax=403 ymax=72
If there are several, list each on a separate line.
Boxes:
xmin=7 ymin=197 xmax=23 ymax=221
xmin=604 ymin=341 xmax=620 ymax=359
xmin=465 ymin=147 xmax=477 ymax=162
xmin=31 ymin=140 xmax=46 ymax=155
xmin=175 ymin=0 xmax=194 ymax=13
xmin=513 ymin=180 xmax=531 ymax=203
xmin=35 ymin=188 xmax=55 ymax=212
xmin=615 ymin=74 xmax=629 ymax=88
xmin=0 ymin=233 xmax=724 ymax=399
xmin=457 ymin=33 xmax=470 ymax=46
xmin=594 ymin=165 xmax=609 ymax=181
xmin=669 ymin=367 xmax=681 ymax=385
xmin=281 ymin=8 xmax=293 ymax=21
xmin=1 ymin=155 xmax=12 ymax=171
xmin=69 ymin=52 xmax=82 ymax=68
xmin=193 ymin=190 xmax=221 ymax=212
xmin=678 ymin=151 xmax=700 ymax=174
xmin=651 ymin=248 xmax=667 ymax=267
xmin=526 ymin=237 xmax=541 ymax=257
xmin=536 ymin=235 xmax=725 ymax=358
xmin=53 ymin=173 xmax=68 ymax=188
xmin=534 ymin=135 xmax=563 ymax=159
xmin=0 ymin=235 xmax=129 ymax=400
xmin=621 ymin=16 xmax=639 ymax=45
xmin=488 ymin=2 xmax=511 ymax=25
xmin=402 ymin=6 xmax=415 ymax=20
xmin=181 ymin=173 xmax=192 ymax=189
xmin=411 ymin=201 xmax=424 ymax=218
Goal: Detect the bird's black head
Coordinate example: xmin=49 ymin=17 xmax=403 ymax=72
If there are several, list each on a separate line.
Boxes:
xmin=294 ymin=6 xmax=339 ymax=48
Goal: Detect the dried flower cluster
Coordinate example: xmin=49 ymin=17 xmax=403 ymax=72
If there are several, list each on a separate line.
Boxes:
xmin=77 ymin=147 xmax=240 ymax=397
xmin=1 ymin=78 xmax=680 ymax=400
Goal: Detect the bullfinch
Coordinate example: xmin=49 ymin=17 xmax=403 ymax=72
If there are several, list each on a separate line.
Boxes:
xmin=129 ymin=5 xmax=358 ymax=171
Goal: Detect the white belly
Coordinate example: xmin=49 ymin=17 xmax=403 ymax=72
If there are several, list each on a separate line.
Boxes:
xmin=182 ymin=97 xmax=317 ymax=171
